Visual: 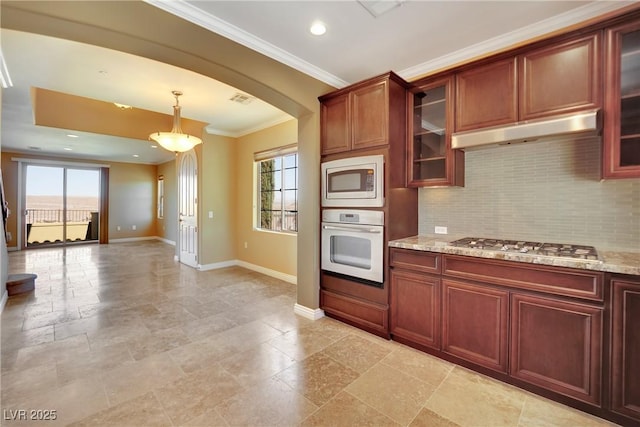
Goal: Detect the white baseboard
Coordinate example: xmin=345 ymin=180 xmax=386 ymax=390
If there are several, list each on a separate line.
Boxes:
xmin=108 ymin=236 xmax=158 ymax=243
xmin=155 ymin=237 xmax=176 ymax=246
xmin=197 ymin=259 xmax=297 ymax=285
xmin=7 ymin=246 xmax=18 ymax=252
xmin=236 ymin=260 xmax=297 ymax=284
xmin=294 ymin=303 xmax=325 ymax=320
xmin=0 ymin=290 xmax=8 ymax=313
xmin=198 ymin=260 xmax=238 ymax=271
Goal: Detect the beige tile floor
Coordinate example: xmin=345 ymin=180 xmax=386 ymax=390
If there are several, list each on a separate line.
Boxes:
xmin=1 ymin=241 xmax=617 ymax=426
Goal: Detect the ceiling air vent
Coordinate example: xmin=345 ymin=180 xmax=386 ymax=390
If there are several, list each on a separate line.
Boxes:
xmin=229 ymin=92 xmax=254 ymax=105
xmin=28 ymin=146 xmax=42 ymax=150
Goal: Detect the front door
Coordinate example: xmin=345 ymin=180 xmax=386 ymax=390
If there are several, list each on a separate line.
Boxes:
xmin=178 ymin=150 xmax=198 ymax=267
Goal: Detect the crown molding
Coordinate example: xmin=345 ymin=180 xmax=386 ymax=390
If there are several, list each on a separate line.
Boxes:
xmin=205 ymin=114 xmax=294 ymax=138
xmin=144 ymin=0 xmax=348 ymax=88
xmin=398 ymin=1 xmax=635 ymax=81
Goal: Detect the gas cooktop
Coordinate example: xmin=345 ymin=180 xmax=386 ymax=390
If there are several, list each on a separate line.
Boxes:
xmin=449 ymin=237 xmax=600 ymax=261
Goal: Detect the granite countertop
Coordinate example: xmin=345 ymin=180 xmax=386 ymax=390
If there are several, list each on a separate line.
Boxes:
xmin=389 ymin=235 xmax=640 ymax=276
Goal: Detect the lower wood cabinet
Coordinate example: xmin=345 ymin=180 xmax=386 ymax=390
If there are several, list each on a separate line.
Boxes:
xmin=510 ymin=293 xmax=603 ymax=406
xmin=390 ymin=269 xmax=440 ymax=350
xmin=442 ymin=279 xmax=509 ymax=373
xmin=611 ymin=277 xmax=640 ymax=422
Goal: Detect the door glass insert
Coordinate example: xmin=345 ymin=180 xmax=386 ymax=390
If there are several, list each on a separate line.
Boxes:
xmin=25 ymin=165 xmax=100 ymax=247
xmin=620 ymin=29 xmax=640 ymax=167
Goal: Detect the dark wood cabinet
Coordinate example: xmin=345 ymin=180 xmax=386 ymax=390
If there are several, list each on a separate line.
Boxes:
xmin=455 ymin=58 xmax=518 ymax=132
xmin=455 ymin=33 xmax=601 ymax=132
xmin=519 ymin=33 xmax=601 ymax=121
xmin=610 ymin=276 xmax=640 ymax=421
xmin=319 ymin=72 xmax=408 ymax=155
xmin=442 ymin=279 xmax=509 ymax=373
xmin=320 ymin=93 xmax=350 ymax=154
xmin=604 ymin=18 xmax=640 ymax=178
xmin=407 ymin=75 xmax=464 ymax=187
xmin=390 ymin=269 xmax=441 ymax=350
xmin=510 ymin=293 xmax=603 ymax=406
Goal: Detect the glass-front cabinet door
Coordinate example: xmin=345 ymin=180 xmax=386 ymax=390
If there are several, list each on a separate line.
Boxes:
xmin=604 ymin=19 xmax=640 ymax=178
xmin=407 ymin=76 xmax=463 ymax=187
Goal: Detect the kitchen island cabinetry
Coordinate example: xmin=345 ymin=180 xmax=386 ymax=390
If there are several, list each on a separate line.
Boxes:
xmin=604 ymin=18 xmax=640 ymax=178
xmin=319 ymin=72 xmax=408 ymax=155
xmin=610 ymin=275 xmax=640 ymax=422
xmin=455 ymin=32 xmax=601 ymax=132
xmin=407 ymin=75 xmax=464 ymax=187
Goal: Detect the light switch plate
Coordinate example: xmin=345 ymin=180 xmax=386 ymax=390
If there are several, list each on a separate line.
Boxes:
xmin=435 ymin=226 xmax=448 ymax=234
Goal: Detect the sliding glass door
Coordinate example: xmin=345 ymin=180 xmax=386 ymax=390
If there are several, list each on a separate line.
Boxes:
xmin=24 ymin=165 xmax=100 ymax=248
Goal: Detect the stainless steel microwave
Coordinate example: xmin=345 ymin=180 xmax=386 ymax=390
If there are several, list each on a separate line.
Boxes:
xmin=321 ymin=154 xmax=384 ymax=207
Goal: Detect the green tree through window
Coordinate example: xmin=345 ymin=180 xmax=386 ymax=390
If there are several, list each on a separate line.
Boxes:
xmin=257 ymin=153 xmax=298 ymax=232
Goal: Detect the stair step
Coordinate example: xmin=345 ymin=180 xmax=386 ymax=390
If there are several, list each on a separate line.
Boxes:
xmin=6 ymin=273 xmax=37 ymax=296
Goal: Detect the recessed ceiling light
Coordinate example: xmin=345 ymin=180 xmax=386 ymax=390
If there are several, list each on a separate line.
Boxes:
xmin=67 ymin=134 xmax=79 ymax=138
xmin=133 ymin=154 xmax=140 ymax=158
xmin=151 ymin=145 xmax=158 ymax=149
xmin=114 ymin=103 xmax=132 ymax=110
xmin=310 ymin=21 xmax=326 ymax=36
xmin=63 ymin=147 xmax=72 ymax=151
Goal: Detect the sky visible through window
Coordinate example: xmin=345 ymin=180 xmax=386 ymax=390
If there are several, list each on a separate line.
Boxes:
xmin=27 ymin=166 xmax=99 ymax=196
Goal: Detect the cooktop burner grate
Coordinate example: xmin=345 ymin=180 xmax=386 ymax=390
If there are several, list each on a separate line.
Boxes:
xmin=449 ymin=237 xmax=600 ymax=260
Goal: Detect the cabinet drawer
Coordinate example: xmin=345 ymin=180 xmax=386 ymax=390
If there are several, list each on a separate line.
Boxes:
xmin=321 ymin=289 xmax=388 ymax=335
xmin=390 ymin=248 xmax=441 ymax=274
xmin=443 ymin=255 xmax=604 ymax=301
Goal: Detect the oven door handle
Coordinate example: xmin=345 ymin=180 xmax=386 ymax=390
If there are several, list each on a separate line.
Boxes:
xmin=322 ymin=225 xmax=382 ymax=234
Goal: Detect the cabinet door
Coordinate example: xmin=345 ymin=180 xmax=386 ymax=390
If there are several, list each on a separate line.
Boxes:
xmin=390 ymin=269 xmax=441 ymax=350
xmin=611 ymin=278 xmax=640 ymax=421
xmin=407 ymin=76 xmax=463 ymax=187
xmin=351 ymin=80 xmax=389 ymax=150
xmin=442 ymin=279 xmax=509 ymax=373
xmin=510 ymin=293 xmax=602 ymax=406
xmin=455 ymin=57 xmax=518 ymax=132
xmin=604 ymin=19 xmax=640 ymax=178
xmin=519 ymin=33 xmax=601 ymax=120
xmin=320 ymin=93 xmax=350 ymax=155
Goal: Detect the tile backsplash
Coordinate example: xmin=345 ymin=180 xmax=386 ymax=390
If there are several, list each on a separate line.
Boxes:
xmin=418 ymin=136 xmax=640 ymax=252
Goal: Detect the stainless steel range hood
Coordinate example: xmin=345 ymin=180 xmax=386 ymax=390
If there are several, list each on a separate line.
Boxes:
xmin=451 ymin=109 xmax=600 ymax=150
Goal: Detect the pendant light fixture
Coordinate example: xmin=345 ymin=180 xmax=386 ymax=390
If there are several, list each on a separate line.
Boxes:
xmin=149 ymin=90 xmax=202 ymax=153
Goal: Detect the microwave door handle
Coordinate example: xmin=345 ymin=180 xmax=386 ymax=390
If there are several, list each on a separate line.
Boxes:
xmin=322 ymin=225 xmax=382 ymax=234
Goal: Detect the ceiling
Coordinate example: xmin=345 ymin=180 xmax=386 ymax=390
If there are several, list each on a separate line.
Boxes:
xmin=0 ymin=0 xmax=634 ymax=165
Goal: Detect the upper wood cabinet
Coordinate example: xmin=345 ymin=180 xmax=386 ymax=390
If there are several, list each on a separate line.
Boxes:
xmin=455 ymin=32 xmax=602 ymax=132
xmin=408 ymin=76 xmax=464 ymax=187
xmin=455 ymin=58 xmax=518 ymax=132
xmin=319 ymin=72 xmax=408 ymax=156
xmin=519 ymin=33 xmax=601 ymax=120
xmin=603 ymin=18 xmax=640 ymax=178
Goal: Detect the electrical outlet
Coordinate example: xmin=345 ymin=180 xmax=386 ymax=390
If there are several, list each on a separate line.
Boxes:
xmin=208 ymin=211 xmax=213 ymax=219
xmin=132 ymin=225 xmax=136 ymax=230
xmin=117 ymin=226 xmax=121 ymax=231
xmin=435 ymin=226 xmax=448 ymax=234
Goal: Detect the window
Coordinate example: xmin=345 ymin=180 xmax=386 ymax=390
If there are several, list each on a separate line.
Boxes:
xmin=256 ymin=145 xmax=298 ymax=232
xmin=157 ymin=176 xmax=164 ymax=219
